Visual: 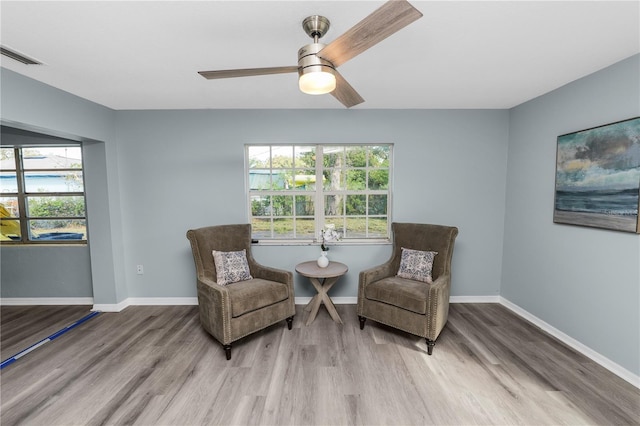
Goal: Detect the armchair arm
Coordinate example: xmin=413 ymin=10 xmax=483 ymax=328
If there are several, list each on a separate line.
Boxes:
xmin=359 ymin=260 xmax=396 ymax=287
xmin=357 ymin=260 xmax=396 ymax=314
xmin=252 ymin=264 xmax=295 ymax=314
xmin=196 ymin=277 xmax=232 ymax=344
xmin=426 ymin=273 xmax=452 ymax=340
xmin=250 ymin=263 xmax=293 ymax=286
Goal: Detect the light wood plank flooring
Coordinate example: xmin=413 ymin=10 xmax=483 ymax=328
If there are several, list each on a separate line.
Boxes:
xmin=1 ymin=303 xmax=638 ymax=425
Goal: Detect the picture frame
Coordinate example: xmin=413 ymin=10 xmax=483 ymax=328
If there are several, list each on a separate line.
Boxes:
xmin=554 ymin=117 xmax=640 ymax=233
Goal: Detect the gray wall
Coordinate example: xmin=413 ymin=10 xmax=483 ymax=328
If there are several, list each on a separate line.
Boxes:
xmin=1 ymin=54 xmax=639 ymax=377
xmin=1 ymin=246 xmax=92 ymax=297
xmin=114 ymin=109 xmax=508 ymax=299
xmin=0 ymin=68 xmax=125 ymax=303
xmin=502 ymin=55 xmax=640 ymax=375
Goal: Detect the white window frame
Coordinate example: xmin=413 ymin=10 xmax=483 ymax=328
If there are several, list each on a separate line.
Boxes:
xmin=0 ymin=144 xmax=87 ymax=245
xmin=245 ymin=144 xmax=393 ymax=245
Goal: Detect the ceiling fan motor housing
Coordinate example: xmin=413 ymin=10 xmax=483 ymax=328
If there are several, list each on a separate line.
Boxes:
xmin=298 ymin=43 xmax=335 ymax=76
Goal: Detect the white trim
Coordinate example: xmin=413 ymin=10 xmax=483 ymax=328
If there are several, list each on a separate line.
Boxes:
xmin=499 ymin=296 xmax=640 ymax=389
xmin=0 ymin=297 xmax=93 ymax=306
xmin=92 ymin=297 xmax=198 ymax=312
xmin=125 ymin=297 xmax=198 ymax=306
xmin=92 ymin=300 xmax=128 ymax=312
xmin=450 ymin=295 xmax=501 ymax=303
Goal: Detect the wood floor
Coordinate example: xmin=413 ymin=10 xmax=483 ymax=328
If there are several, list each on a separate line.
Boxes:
xmin=1 ymin=303 xmax=638 ymax=425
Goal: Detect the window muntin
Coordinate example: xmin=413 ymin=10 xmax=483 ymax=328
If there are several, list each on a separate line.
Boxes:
xmin=247 ymin=144 xmax=392 ymax=243
xmin=0 ymin=146 xmax=87 ymax=243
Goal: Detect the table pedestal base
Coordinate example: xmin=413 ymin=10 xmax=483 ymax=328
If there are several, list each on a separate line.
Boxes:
xmin=304 ymin=276 xmax=343 ymax=326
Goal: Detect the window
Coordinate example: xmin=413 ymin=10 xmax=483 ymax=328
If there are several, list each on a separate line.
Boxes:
xmin=0 ymin=145 xmax=87 ymax=244
xmin=246 ymin=144 xmax=392 ymax=243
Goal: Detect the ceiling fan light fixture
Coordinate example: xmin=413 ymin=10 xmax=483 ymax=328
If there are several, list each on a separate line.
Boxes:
xmin=299 ymin=67 xmax=336 ymax=95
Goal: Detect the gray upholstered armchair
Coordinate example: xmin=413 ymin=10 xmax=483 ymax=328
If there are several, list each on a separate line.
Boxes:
xmin=186 ymin=224 xmax=295 ymax=360
xmin=357 ymin=222 xmax=458 ymax=355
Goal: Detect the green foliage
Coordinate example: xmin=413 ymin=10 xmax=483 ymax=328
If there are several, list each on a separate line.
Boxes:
xmin=29 ymin=197 xmax=85 ymax=228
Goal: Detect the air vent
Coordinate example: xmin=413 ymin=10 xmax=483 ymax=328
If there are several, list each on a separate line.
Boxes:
xmin=1 ymin=46 xmax=42 ymax=65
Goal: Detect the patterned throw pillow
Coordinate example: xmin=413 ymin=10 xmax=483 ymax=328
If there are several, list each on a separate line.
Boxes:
xmin=212 ymin=249 xmax=253 ymax=285
xmin=397 ymin=247 xmax=438 ymax=284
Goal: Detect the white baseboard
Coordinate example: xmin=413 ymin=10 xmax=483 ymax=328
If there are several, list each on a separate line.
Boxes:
xmin=93 ymin=297 xmax=198 ymax=312
xmin=499 ymin=296 xmax=639 ymax=389
xmin=450 ymin=295 xmax=501 ymax=303
xmin=0 ymin=297 xmax=93 ymax=306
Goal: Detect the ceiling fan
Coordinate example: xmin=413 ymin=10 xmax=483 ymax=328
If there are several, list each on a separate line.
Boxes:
xmin=198 ymin=0 xmax=423 ymax=108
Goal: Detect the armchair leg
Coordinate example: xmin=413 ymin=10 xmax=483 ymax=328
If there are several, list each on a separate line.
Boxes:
xmin=223 ymin=344 xmax=232 ymax=360
xmin=359 ymin=316 xmax=366 ymax=330
xmin=426 ymin=339 xmax=435 ymax=355
xmin=286 ymin=316 xmax=294 ymax=330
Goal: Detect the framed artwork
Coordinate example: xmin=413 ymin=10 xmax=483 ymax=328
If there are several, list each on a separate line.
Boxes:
xmin=554 ymin=117 xmax=640 ymax=233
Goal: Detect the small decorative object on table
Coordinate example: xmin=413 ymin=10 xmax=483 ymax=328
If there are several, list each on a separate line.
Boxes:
xmin=317 ymin=224 xmax=341 ymax=268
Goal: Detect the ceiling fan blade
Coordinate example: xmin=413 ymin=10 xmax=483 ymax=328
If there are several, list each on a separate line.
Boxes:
xmin=331 ymin=70 xmax=364 ymax=108
xmin=318 ymin=0 xmax=423 ymax=67
xmin=198 ymin=66 xmax=298 ymax=79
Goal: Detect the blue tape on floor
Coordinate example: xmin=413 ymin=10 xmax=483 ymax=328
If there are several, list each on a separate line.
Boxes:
xmin=1 ymin=310 xmax=100 ymax=369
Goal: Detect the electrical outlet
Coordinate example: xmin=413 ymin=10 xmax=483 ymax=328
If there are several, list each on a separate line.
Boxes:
xmin=136 ymin=264 xmax=144 ymax=275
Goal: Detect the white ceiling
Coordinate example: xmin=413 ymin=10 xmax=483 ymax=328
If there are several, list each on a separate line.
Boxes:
xmin=1 ymin=1 xmax=638 ymax=110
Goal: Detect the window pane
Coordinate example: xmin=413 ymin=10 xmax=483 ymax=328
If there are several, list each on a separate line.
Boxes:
xmin=293 ymin=170 xmax=316 ymax=190
xmin=345 ymin=217 xmax=367 ymax=238
xmin=324 ymin=194 xmax=344 ymax=216
xmin=1 ymin=148 xmax=15 ymax=167
xmin=22 ymin=147 xmax=82 ymax=169
xmin=368 ymin=169 xmax=389 ymax=190
xmin=251 ymin=195 xmax=271 ymax=216
xmin=368 ymin=195 xmax=387 ymax=215
xmin=295 ymin=218 xmax=315 ymax=238
xmin=346 ymin=194 xmax=366 ymax=215
xmin=248 ymin=146 xmax=271 ymax=168
xmin=294 ymin=146 xmax=315 ymax=168
xmin=0 ymin=172 xmax=18 ymax=192
xmin=27 ymin=196 xmax=85 ymax=218
xmin=271 ymin=146 xmax=293 ymax=168
xmin=281 ymin=170 xmax=295 ymax=191
xmin=295 ymin=195 xmax=314 ymax=216
xmin=272 ymin=218 xmax=294 ymax=238
xmin=251 ymin=218 xmax=272 ymax=238
xmin=29 ymin=219 xmax=86 ymax=241
xmin=323 ymin=146 xmax=344 ymax=168
xmin=346 ymin=170 xmax=366 ymax=190
xmin=24 ymin=171 xmax=84 ymax=192
xmin=249 ymin=170 xmax=287 ymax=190
xmin=272 ymin=195 xmax=293 ymax=216
xmin=368 ymin=217 xmax=389 ymax=238
xmin=1 ymin=197 xmax=19 ymax=217
xmin=0 ymin=218 xmax=21 ymax=240
xmin=370 ymin=146 xmax=390 ymax=167
xmin=346 ymin=146 xmax=367 ymax=167
xmin=323 ymin=169 xmax=344 ymax=190
xmin=1 ymin=197 xmax=21 ymax=240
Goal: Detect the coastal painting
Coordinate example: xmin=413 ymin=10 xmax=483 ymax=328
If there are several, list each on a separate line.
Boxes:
xmin=554 ymin=117 xmax=640 ymax=233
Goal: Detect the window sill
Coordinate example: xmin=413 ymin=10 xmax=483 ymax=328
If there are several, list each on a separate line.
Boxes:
xmin=253 ymin=239 xmax=391 ymax=246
